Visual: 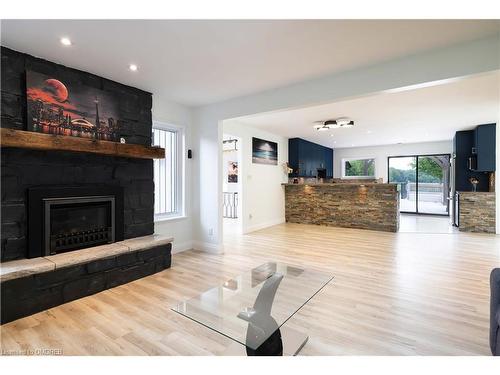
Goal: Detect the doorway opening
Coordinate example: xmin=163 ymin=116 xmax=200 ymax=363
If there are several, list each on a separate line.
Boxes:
xmin=388 ymin=154 xmax=451 ymax=216
xmin=222 ymin=134 xmax=243 ymax=235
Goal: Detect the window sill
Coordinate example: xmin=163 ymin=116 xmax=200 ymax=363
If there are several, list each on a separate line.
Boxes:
xmin=154 ymin=215 xmax=188 ymax=223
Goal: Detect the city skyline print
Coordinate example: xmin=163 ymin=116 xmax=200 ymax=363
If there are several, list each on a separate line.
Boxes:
xmin=26 ymin=70 xmax=121 ymax=141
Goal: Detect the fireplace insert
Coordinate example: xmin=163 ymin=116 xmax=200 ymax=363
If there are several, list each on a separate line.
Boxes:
xmin=28 ymin=186 xmax=124 ymax=258
xmin=44 ymin=196 xmax=115 ymax=255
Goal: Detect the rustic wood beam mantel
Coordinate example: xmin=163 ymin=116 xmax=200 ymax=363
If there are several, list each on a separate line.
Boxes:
xmin=0 ymin=128 xmax=165 ymax=159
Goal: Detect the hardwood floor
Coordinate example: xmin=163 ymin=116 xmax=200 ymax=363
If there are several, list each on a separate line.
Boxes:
xmin=1 ymin=223 xmax=499 ymax=355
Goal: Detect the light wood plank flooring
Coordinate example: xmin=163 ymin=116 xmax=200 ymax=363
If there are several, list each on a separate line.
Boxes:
xmin=1 ymin=223 xmax=499 ymax=355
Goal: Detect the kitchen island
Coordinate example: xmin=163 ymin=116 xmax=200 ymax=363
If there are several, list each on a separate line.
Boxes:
xmin=458 ymin=191 xmax=496 ymax=233
xmin=283 ymin=182 xmax=400 ymax=232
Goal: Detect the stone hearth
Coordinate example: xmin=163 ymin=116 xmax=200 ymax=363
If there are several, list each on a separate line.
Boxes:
xmin=1 ymin=235 xmax=172 ymax=324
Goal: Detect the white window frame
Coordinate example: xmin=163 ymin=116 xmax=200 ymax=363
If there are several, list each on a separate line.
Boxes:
xmin=341 ymin=157 xmax=376 ymax=179
xmin=153 ymin=121 xmax=185 ymax=221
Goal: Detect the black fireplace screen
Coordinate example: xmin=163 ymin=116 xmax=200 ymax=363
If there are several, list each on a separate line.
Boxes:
xmin=45 ymin=196 xmax=115 ymax=255
xmin=28 ymin=185 xmax=124 ymax=259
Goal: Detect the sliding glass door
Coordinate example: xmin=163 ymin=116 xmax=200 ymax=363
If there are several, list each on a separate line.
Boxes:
xmin=388 ymin=154 xmax=450 ymax=216
xmin=388 ymin=156 xmax=417 ymax=213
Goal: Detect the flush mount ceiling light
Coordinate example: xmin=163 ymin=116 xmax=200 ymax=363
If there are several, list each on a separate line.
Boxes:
xmin=60 ymin=37 xmax=72 ymax=46
xmin=129 ymin=64 xmax=138 ymax=72
xmin=313 ymin=118 xmax=354 ymax=131
xmin=335 ymin=117 xmax=354 ymax=128
xmin=313 ymin=123 xmax=331 ymax=131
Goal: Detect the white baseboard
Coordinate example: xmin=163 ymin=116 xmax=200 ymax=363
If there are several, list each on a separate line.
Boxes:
xmin=192 ymin=241 xmax=224 ymax=254
xmin=170 ymin=240 xmax=224 ymax=254
xmin=243 ymin=217 xmax=285 ymax=234
xmin=171 ymin=241 xmax=193 ymax=254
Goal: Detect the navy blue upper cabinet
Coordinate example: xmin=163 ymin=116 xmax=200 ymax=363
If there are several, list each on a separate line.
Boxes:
xmin=288 ymin=138 xmax=334 ymax=177
xmin=324 ymin=146 xmax=333 ymax=177
xmin=472 ymin=123 xmax=496 ymax=172
xmin=453 ymin=130 xmax=489 ymax=192
xmin=288 ymin=137 xmax=299 ymax=176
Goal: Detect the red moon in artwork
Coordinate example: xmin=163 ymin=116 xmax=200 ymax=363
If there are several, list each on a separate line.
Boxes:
xmin=44 ymin=79 xmax=69 ymax=102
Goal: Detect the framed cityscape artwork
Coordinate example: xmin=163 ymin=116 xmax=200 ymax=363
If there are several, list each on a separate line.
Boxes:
xmin=26 ymin=70 xmax=121 ymax=141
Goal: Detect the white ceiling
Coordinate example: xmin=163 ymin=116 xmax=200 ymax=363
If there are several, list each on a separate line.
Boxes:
xmin=1 ymin=20 xmax=499 ymax=106
xmin=233 ymin=71 xmax=500 ymax=148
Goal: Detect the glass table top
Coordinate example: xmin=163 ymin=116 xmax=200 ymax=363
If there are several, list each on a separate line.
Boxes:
xmin=172 ymin=262 xmax=334 ymax=350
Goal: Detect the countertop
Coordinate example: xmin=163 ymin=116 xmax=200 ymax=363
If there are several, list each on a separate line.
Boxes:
xmin=282 ymin=182 xmax=397 ymax=187
xmin=457 ymin=191 xmax=495 ymax=195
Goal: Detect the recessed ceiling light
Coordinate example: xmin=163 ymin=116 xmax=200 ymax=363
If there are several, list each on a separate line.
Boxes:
xmin=60 ymin=37 xmax=72 ymax=46
xmin=129 ymin=64 xmax=138 ymax=72
xmin=366 ymin=130 xmax=372 ymax=134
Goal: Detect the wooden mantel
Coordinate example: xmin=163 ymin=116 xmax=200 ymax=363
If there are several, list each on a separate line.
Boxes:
xmin=0 ymin=128 xmax=165 ymax=159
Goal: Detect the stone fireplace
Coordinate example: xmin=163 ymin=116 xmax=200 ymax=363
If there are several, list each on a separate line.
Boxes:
xmin=1 ymin=47 xmax=156 ymax=262
xmin=0 ymin=47 xmax=172 ymax=324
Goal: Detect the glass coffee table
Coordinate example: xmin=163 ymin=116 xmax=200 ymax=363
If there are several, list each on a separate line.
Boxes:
xmin=172 ymin=262 xmax=333 ymax=356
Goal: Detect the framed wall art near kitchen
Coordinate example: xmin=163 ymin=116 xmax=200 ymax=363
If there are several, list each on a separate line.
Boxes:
xmin=252 ymin=137 xmax=278 ymax=165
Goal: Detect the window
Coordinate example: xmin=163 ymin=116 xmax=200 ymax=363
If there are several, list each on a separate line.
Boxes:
xmin=342 ymin=158 xmax=376 ymax=179
xmin=153 ymin=122 xmax=184 ymax=220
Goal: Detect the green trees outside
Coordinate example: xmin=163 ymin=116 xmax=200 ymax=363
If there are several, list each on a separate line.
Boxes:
xmin=414 ymin=157 xmax=443 ymax=182
xmin=388 ymin=155 xmax=450 ymax=206
xmin=345 ymin=159 xmax=375 ymax=176
xmin=389 ymin=156 xmax=446 ymax=183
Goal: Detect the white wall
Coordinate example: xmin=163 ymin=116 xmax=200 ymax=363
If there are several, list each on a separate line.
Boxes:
xmin=152 ymin=95 xmax=195 ymax=253
xmin=223 ymin=121 xmax=288 ymax=234
xmin=333 ymin=141 xmax=453 ymax=182
xmin=191 ymin=34 xmax=500 ymax=247
xmin=191 ymin=110 xmax=223 ymax=252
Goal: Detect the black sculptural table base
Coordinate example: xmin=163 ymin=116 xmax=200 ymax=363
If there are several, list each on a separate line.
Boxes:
xmin=223 ymin=326 xmax=309 ymax=356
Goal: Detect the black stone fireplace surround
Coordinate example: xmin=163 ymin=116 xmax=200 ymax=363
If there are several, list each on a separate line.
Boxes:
xmin=1 ymin=47 xmax=155 ymax=262
xmin=1 ymin=47 xmax=173 ymax=324
xmin=27 ymin=185 xmax=124 ymax=258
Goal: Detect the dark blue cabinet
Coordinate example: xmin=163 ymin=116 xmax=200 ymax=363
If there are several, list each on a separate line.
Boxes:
xmin=453 ymin=130 xmax=490 ymax=192
xmin=288 ymin=138 xmax=334 ymax=177
xmin=324 ymin=147 xmax=333 ymax=176
xmin=288 ymin=138 xmax=299 ymax=175
xmin=473 ymin=123 xmax=496 ymax=172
